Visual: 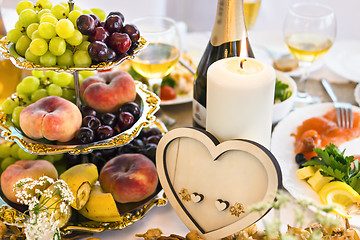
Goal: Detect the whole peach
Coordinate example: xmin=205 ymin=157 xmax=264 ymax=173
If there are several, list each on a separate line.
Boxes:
xmin=1 ymin=160 xmax=58 ymax=204
xmin=80 ymin=71 xmax=136 ymax=113
xmin=99 ymin=154 xmax=158 ymax=203
xmin=19 ymin=96 xmax=82 ymax=142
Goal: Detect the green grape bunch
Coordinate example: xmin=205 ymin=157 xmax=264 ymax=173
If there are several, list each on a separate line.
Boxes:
xmin=0 ymin=141 xmax=64 ymax=173
xmin=1 ymin=70 xmax=95 ymax=126
xmin=7 ymin=0 xmax=106 ymax=68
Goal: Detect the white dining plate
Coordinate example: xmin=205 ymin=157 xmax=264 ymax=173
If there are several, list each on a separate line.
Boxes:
xmin=160 ymin=91 xmax=193 ymax=106
xmin=325 ymin=41 xmax=360 ymax=82
xmin=271 ymin=103 xmax=360 ymax=227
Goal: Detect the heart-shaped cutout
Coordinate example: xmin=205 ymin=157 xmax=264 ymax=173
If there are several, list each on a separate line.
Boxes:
xmin=215 ymin=199 xmax=229 ymax=211
xmin=156 ymin=128 xmax=282 ymax=239
xmin=191 ymin=193 xmax=204 ymax=203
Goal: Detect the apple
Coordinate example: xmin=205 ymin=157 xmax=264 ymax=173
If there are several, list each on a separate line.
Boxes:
xmin=80 ymin=71 xmax=136 ymax=113
xmin=1 ymin=160 xmax=58 ymax=204
xmin=20 ymin=96 xmax=82 ymax=142
xmin=99 ymin=154 xmax=158 ymax=203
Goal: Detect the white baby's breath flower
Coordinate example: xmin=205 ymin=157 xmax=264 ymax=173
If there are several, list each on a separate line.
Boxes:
xmin=13 ymin=176 xmax=74 ymax=240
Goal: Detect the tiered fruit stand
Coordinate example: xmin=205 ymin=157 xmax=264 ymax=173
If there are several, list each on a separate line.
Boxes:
xmin=0 ymin=0 xmax=168 ymax=235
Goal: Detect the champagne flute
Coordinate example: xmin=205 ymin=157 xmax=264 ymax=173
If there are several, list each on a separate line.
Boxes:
xmin=244 ymin=0 xmax=261 ymax=30
xmin=130 ymin=16 xmax=181 ymax=94
xmin=283 ymin=2 xmax=336 ymax=105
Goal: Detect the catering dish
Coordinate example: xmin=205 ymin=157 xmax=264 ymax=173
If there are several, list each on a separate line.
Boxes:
xmin=325 ymin=41 xmax=360 ymax=82
xmin=271 ymin=103 xmax=360 ymax=227
xmin=0 ymin=80 xmax=160 ymax=155
xmin=0 ymin=119 xmax=168 ymax=235
xmin=0 ymin=36 xmax=147 ymax=72
xmin=115 ymin=54 xmax=196 ymax=105
xmin=272 ymin=71 xmax=296 ymax=124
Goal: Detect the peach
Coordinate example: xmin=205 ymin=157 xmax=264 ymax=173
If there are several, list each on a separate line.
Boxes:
xmin=99 ymin=154 xmax=158 ymax=203
xmin=19 ymin=96 xmax=82 ymax=142
xmin=80 ymin=70 xmax=136 ymax=113
xmin=1 ymin=160 xmax=58 ymax=204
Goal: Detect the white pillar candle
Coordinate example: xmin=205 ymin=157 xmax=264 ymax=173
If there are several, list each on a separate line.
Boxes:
xmin=206 ymin=57 xmax=275 ymax=148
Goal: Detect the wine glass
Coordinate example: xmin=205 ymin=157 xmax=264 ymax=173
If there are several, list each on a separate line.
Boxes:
xmin=283 ymin=2 xmax=336 ymax=105
xmin=244 ymin=0 xmax=261 ymax=30
xmin=130 ymin=16 xmax=181 ymax=94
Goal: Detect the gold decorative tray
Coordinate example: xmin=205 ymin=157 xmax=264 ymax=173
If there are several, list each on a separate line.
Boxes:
xmin=0 ymin=36 xmax=147 ymax=72
xmin=0 ymin=81 xmax=160 ymax=155
xmin=0 ymin=187 xmax=167 ymax=235
xmin=0 ymin=119 xmax=168 ymax=235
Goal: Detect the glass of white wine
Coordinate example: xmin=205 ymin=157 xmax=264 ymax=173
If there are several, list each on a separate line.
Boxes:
xmin=283 ymin=2 xmax=336 ymax=105
xmin=130 ymin=16 xmax=181 ymax=94
xmin=244 ymin=0 xmax=261 ymax=30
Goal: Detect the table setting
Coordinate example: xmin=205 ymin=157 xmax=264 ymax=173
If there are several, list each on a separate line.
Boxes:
xmin=0 ymin=0 xmax=359 ymax=239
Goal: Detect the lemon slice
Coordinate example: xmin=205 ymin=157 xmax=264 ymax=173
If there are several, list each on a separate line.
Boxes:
xmin=318 ymin=181 xmax=360 ymax=218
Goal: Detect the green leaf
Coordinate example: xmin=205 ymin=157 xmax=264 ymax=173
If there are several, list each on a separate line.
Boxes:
xmin=274 ymin=79 xmax=292 ymax=102
xmin=161 ymin=75 xmax=176 ymax=88
xmin=349 ymin=177 xmax=360 ymax=193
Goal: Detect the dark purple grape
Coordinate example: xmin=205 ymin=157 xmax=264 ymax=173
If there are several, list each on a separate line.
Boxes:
xmin=89 ymin=27 xmax=109 ymax=43
xmin=146 ymin=127 xmax=162 ymax=137
xmin=146 ymin=135 xmax=161 ymax=144
xmin=105 ymin=15 xmax=123 ymax=33
xmin=89 ymin=14 xmax=101 ymax=27
xmin=107 ymin=48 xmax=116 ymax=61
xmin=108 ymin=32 xmax=131 ymax=54
xmin=101 ymin=148 xmax=117 ymax=158
xmin=119 ymin=102 xmax=141 ymax=120
xmin=142 ymin=143 xmax=157 ymax=162
xmin=100 ymin=21 xmax=105 ymax=28
xmin=82 ymin=115 xmax=101 ymax=131
xmin=81 ymin=106 xmax=97 ymax=116
xmin=122 ymin=24 xmax=140 ymax=42
xmin=96 ymin=125 xmax=114 ymax=140
xmin=137 ymin=129 xmax=148 ymax=139
xmin=77 ymin=14 xmax=96 ymax=35
xmin=118 ymin=112 xmax=134 ymax=131
xmin=132 ymin=138 xmax=145 ymax=149
xmin=88 ymin=151 xmax=105 ymax=172
xmin=101 ymin=113 xmax=116 ymax=127
xmin=107 ymin=12 xmax=124 ymax=22
xmin=76 ymin=127 xmax=95 ymax=144
xmin=128 ymin=42 xmax=139 ymax=54
xmin=118 ymin=143 xmax=136 ymax=154
xmin=65 ymin=153 xmax=83 ymax=169
xmin=88 ymin=41 xmax=109 ymax=62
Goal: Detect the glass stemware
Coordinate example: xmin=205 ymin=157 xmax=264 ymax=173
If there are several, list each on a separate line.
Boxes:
xmin=244 ymin=0 xmax=261 ymax=30
xmin=130 ymin=16 xmax=181 ymax=94
xmin=283 ymin=2 xmax=336 ymax=105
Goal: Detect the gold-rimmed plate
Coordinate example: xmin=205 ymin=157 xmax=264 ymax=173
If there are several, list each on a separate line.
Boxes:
xmin=0 ymin=81 xmax=160 ymax=155
xmin=0 ymin=120 xmax=168 ymax=235
xmin=0 ymin=36 xmax=147 ymax=72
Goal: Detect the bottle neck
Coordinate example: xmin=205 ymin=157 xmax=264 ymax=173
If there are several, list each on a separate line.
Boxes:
xmin=210 ymin=0 xmax=248 ymax=46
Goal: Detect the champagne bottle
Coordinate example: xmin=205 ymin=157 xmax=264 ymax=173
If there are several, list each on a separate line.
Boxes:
xmin=192 ymin=0 xmax=254 ymax=128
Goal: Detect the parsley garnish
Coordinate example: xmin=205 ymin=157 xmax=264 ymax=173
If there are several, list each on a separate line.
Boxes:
xmin=303 ymin=143 xmax=360 ymax=193
xmin=274 ymin=79 xmax=292 ymax=102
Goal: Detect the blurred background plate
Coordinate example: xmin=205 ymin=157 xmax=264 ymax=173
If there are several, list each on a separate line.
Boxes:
xmin=325 ymin=40 xmax=360 ymax=82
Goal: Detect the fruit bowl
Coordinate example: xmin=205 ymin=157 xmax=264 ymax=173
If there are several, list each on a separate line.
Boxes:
xmin=0 ymin=80 xmax=160 ymax=155
xmin=0 ymin=36 xmax=147 ymax=72
xmin=0 ymin=119 xmax=168 ymax=235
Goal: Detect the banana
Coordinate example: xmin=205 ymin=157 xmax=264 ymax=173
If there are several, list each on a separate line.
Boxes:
xmin=78 ymin=184 xmax=122 ymax=222
xmin=39 ymin=183 xmax=72 ymax=228
xmin=59 ymin=163 xmax=98 ymax=210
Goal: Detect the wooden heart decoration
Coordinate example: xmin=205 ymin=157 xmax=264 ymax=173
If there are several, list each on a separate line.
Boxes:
xmin=156 ymin=128 xmax=282 ymax=239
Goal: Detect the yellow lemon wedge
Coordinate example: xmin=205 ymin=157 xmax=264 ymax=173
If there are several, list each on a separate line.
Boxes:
xmin=318 ymin=181 xmax=360 ymax=218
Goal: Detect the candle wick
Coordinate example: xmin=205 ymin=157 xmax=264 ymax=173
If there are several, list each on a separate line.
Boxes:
xmin=240 ymin=59 xmax=247 ymax=69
